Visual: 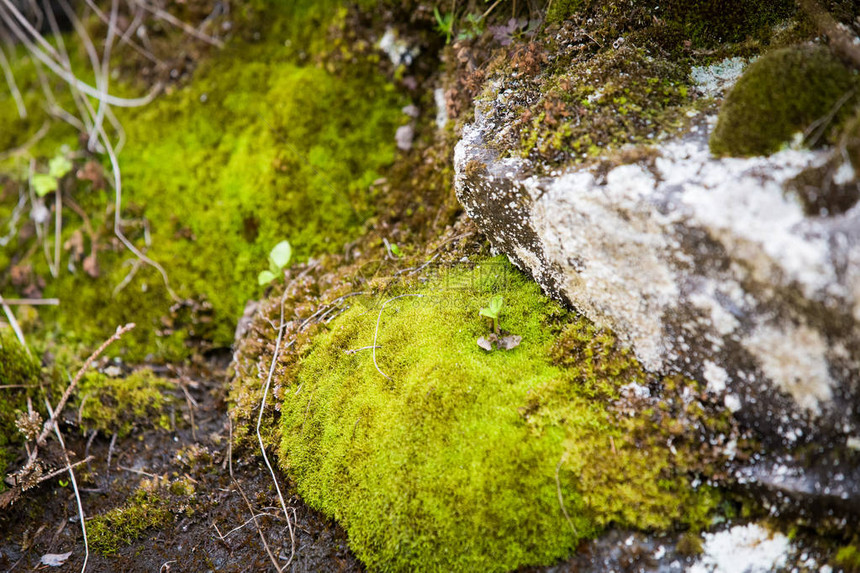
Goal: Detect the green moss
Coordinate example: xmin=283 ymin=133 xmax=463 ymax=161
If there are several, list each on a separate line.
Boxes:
xmin=76 ymin=369 xmax=174 ymax=437
xmin=513 ymin=46 xmax=694 ymax=163
xmin=277 ymin=257 xmax=719 ymax=572
xmin=711 ymin=45 xmax=859 ymax=157
xmin=0 ymin=2 xmax=404 ymax=361
xmin=0 ymin=329 xmax=41 ymax=489
xmin=836 ymin=543 xmax=860 ymax=573
xmin=88 ymin=486 xmax=174 ymax=555
xmin=548 ymin=0 xmax=796 ymax=45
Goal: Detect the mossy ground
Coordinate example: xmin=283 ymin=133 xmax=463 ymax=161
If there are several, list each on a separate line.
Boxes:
xmin=0 ymin=329 xmax=42 ymax=489
xmin=466 ymin=0 xmax=775 ymax=169
xmin=87 ymin=476 xmax=195 ymax=555
xmin=274 ymin=257 xmax=729 ymax=572
xmin=0 ymin=1 xmax=405 ymax=361
xmin=76 ymin=368 xmax=175 ymax=437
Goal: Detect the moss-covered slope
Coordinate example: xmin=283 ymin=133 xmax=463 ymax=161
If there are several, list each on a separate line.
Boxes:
xmin=0 ymin=3 xmax=404 ymax=360
xmin=277 ymin=258 xmax=726 ymax=572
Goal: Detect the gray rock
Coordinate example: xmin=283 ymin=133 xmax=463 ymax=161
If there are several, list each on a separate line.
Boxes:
xmin=454 ymin=102 xmax=860 ymax=468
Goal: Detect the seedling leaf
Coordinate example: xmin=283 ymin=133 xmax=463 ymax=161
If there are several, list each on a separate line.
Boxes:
xmin=489 ymin=295 xmax=503 ymax=315
xmin=269 ymin=240 xmax=292 ymax=269
xmin=258 ymin=270 xmax=277 ymax=286
xmin=48 ymin=156 xmax=73 ymax=179
xmin=480 ymin=295 xmax=504 ymax=319
xmin=32 ymin=174 xmax=58 ymax=197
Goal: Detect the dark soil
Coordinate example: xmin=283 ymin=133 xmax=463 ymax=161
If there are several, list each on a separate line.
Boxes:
xmin=0 ymin=352 xmax=362 ymax=573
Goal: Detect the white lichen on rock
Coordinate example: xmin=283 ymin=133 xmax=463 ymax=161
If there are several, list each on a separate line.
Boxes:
xmin=689 ymin=523 xmax=791 ymax=573
xmin=455 ymin=98 xmax=860 ymax=442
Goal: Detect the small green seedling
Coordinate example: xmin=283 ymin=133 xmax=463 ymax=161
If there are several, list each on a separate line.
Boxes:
xmin=434 ymin=7 xmax=454 ymax=43
xmin=480 ymin=295 xmax=504 ymax=335
xmin=257 ymin=240 xmax=292 ymax=286
xmin=32 ymin=154 xmax=73 ymax=197
xmin=477 ymin=294 xmax=522 ymax=352
xmin=390 ymin=242 xmax=402 ymax=258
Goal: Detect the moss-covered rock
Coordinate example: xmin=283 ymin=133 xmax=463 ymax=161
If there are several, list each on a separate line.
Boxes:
xmin=710 ymin=45 xmax=859 ymax=157
xmin=276 ymin=257 xmax=724 ymax=572
xmin=548 ymin=0 xmax=795 ymax=45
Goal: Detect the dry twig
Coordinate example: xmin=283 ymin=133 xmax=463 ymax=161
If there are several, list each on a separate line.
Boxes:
xmin=45 ymin=399 xmax=89 ymax=573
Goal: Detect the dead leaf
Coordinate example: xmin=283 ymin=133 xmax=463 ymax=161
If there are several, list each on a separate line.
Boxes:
xmin=477 ymin=335 xmax=496 ymax=351
xmin=76 ymin=160 xmax=105 ymax=189
xmin=478 ymin=332 xmax=522 ymax=352
xmin=83 ymin=253 xmax=100 ymax=278
xmin=497 ymin=335 xmax=522 ymax=350
xmin=63 ymin=229 xmax=85 ymax=261
xmin=40 ymin=552 xmax=72 ymax=567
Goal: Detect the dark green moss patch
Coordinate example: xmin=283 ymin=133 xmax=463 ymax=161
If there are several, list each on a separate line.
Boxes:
xmin=548 ymin=0 xmax=796 ymax=46
xmin=836 ymin=541 xmax=860 ymax=572
xmin=0 ymin=329 xmax=41 ymax=488
xmin=88 ymin=476 xmax=195 ymax=555
xmin=276 ymin=257 xmax=727 ymax=572
xmin=711 ymin=45 xmax=859 ymax=157
xmin=76 ymin=369 xmax=174 ymax=437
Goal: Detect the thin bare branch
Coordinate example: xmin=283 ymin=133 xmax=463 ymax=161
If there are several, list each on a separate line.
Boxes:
xmin=0 ymin=293 xmax=29 ymax=351
xmin=0 ymin=36 xmax=26 ymax=117
xmin=36 ymin=323 xmax=136 ymax=447
xmin=131 ymin=0 xmax=224 ymax=48
xmin=45 ymin=399 xmax=89 ymax=573
xmin=0 ymin=2 xmax=163 ymax=107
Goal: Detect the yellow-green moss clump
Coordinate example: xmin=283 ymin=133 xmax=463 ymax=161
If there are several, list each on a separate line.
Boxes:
xmin=711 ymin=45 xmax=859 ymax=157
xmin=88 ymin=476 xmax=195 ymax=555
xmin=836 ymin=542 xmax=860 ymax=572
xmin=76 ymin=369 xmax=174 ymax=437
xmin=0 ymin=2 xmax=404 ymax=361
xmin=0 ymin=330 xmax=41 ymax=488
xmin=277 ymin=258 xmax=721 ymax=572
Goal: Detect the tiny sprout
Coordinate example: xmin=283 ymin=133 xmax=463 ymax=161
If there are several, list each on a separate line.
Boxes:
xmin=258 ymin=240 xmax=292 ymax=286
xmin=479 ymin=295 xmax=504 ymax=335
xmin=434 ymin=7 xmax=454 ymax=43
xmin=32 ymin=153 xmax=73 ymax=197
xmin=390 ymin=242 xmax=402 ymax=258
xmin=477 ymin=294 xmax=521 ymax=352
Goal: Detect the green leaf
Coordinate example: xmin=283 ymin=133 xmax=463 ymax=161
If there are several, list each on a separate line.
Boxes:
xmin=32 ymin=174 xmax=58 ymax=197
xmin=489 ymin=295 xmax=504 ymax=314
xmin=258 ymin=270 xmax=276 ymax=286
xmin=479 ymin=307 xmax=497 ymax=319
xmin=269 ymin=240 xmax=292 ymax=270
xmin=390 ymin=243 xmax=402 ymax=258
xmin=48 ymin=155 xmax=73 ymax=179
